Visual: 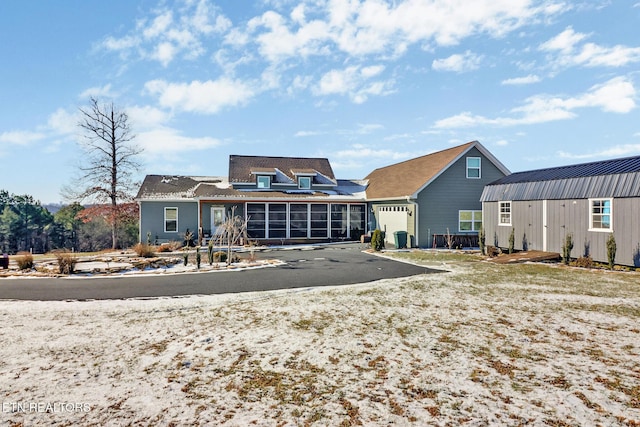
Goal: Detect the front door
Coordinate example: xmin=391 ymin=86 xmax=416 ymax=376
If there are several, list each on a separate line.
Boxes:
xmin=211 ymin=207 xmax=225 ymax=235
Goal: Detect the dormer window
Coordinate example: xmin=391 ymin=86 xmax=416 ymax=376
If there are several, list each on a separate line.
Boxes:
xmin=298 ymin=176 xmax=311 ymax=189
xmin=257 ymin=175 xmax=271 ymax=189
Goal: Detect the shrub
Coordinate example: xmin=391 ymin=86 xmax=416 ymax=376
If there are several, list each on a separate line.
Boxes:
xmin=156 ymin=243 xmax=173 ymax=253
xmin=183 ymin=252 xmax=189 ymax=266
xmin=208 ymin=239 xmax=215 ymax=265
xmin=508 ymin=228 xmax=515 ymax=254
xmin=133 ymin=243 xmax=155 ymax=258
xmin=16 ymin=252 xmax=34 ymax=271
xmin=54 ymin=251 xmax=76 ymax=274
xmin=574 ymin=255 xmax=593 ymax=269
xmin=606 ymin=233 xmax=616 ymax=270
xmin=562 ymin=233 xmax=574 ymax=265
xmin=213 ymin=251 xmax=227 ymax=263
xmin=478 ymin=227 xmax=486 ymax=255
xmin=371 ymin=230 xmax=384 ymax=251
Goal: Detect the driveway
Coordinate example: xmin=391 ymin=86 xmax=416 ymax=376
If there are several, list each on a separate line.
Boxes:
xmin=0 ymin=244 xmax=440 ymax=301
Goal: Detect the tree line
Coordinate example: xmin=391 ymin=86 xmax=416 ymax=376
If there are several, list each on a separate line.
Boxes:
xmin=0 ymin=97 xmax=144 ymax=255
xmin=0 ymin=190 xmax=138 ymax=254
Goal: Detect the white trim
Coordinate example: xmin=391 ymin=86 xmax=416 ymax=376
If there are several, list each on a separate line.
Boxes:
xmin=542 ymin=199 xmax=548 ymax=252
xmin=498 ymin=201 xmax=512 ymax=226
xmin=298 ymin=176 xmax=312 ymax=189
xmin=164 ymin=207 xmax=178 ymax=233
xmin=411 ymin=141 xmax=510 ymax=198
xmin=458 ymin=209 xmax=482 ymax=232
xmin=466 ymin=157 xmax=481 ymax=179
xmin=588 ymin=198 xmax=613 ymax=232
xmin=257 ymin=175 xmax=271 ymax=189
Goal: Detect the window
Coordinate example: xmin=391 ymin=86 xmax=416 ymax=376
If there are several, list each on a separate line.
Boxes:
xmin=590 ymin=199 xmax=612 ymax=231
xmin=331 ymin=204 xmax=348 ymax=238
xmin=459 ymin=210 xmax=482 ymax=232
xmin=164 ymin=207 xmax=178 ymax=232
xmin=268 ymin=204 xmax=287 ymax=238
xmin=247 ymin=203 xmax=266 ymax=238
xmin=467 ymin=157 xmax=481 ymax=179
xmin=290 ymin=204 xmax=309 ymax=238
xmin=310 ymin=204 xmax=328 ymax=237
xmin=499 ymin=201 xmax=511 ymax=226
xmin=257 ymin=175 xmax=271 ymax=189
xmin=298 ymin=176 xmax=311 ymax=189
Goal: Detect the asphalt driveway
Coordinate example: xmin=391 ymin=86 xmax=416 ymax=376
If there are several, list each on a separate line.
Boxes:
xmin=0 ymin=244 xmax=441 ymax=301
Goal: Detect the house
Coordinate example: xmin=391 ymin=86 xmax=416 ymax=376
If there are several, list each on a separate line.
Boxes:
xmin=365 ymin=141 xmax=510 ymax=248
xmin=480 ymin=155 xmax=640 ymax=267
xmin=136 ymin=155 xmax=368 ymax=245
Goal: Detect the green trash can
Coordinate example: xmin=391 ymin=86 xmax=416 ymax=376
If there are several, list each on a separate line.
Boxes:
xmin=393 ymin=231 xmax=408 ymax=249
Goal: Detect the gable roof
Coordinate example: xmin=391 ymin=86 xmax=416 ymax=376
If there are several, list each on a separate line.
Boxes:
xmin=488 ymin=155 xmax=640 ymax=185
xmin=365 ymin=141 xmax=509 ymax=200
xmin=481 ymin=154 xmax=640 ymax=201
xmin=229 ymin=155 xmax=337 ymax=186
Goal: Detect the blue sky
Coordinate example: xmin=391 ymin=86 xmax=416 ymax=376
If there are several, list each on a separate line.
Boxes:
xmin=1 ymin=0 xmax=639 ymax=204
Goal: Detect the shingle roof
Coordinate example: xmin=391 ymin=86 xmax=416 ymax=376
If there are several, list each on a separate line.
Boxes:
xmin=135 ymin=175 xmax=223 ymax=200
xmin=488 ymin=155 xmax=640 ymax=185
xmin=229 ymin=155 xmax=337 ymax=185
xmin=365 ymin=141 xmax=490 ymax=199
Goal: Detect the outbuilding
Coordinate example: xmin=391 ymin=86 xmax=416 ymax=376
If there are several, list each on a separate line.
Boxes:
xmin=480 ymin=155 xmax=640 ymax=267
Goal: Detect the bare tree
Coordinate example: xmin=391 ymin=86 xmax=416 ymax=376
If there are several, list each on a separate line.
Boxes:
xmin=65 ymin=97 xmax=142 ymax=249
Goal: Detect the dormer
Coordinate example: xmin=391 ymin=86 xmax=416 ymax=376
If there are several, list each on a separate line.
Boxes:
xmin=228 ymin=155 xmax=338 ymax=191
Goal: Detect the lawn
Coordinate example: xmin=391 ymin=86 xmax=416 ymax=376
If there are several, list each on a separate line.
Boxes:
xmin=0 ymin=251 xmax=638 ymax=426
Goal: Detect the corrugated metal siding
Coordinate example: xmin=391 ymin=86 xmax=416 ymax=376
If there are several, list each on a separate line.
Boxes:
xmin=481 ymin=171 xmax=640 ymax=202
xmin=483 ymin=198 xmax=640 ymax=266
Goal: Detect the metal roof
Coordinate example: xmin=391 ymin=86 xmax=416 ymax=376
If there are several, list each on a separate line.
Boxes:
xmin=481 ymin=155 xmax=640 ymax=202
xmin=489 ymin=155 xmax=640 ymax=185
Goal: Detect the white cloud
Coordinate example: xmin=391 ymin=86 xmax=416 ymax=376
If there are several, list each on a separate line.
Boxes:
xmin=47 ymin=108 xmax=79 ymax=136
xmin=294 ymin=130 xmax=324 ymax=137
xmin=540 ymin=26 xmax=640 ymax=69
xmin=434 ymin=76 xmax=636 ymax=128
xmin=79 ymin=84 xmax=114 ymax=99
xmin=432 ymin=51 xmax=483 ymax=73
xmin=229 ymin=0 xmax=566 ymax=64
xmin=332 ymin=143 xmax=413 ymax=161
xmin=501 ymin=74 xmax=541 ymax=85
xmin=136 ymin=127 xmax=222 ymax=155
xmin=127 ymin=105 xmax=172 ymax=130
xmin=314 ymin=65 xmax=392 ymax=103
xmin=557 ymin=144 xmax=640 ymax=160
xmin=144 ymin=78 xmax=256 ymax=114
xmin=101 ymin=0 xmax=230 ymax=66
xmin=0 ymin=130 xmax=46 ymax=145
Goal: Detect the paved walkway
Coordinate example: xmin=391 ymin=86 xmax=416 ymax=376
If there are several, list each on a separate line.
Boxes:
xmin=0 ymin=244 xmax=440 ymax=301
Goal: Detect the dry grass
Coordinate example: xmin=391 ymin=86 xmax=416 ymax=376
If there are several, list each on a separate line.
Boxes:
xmin=0 ymin=251 xmax=639 ymax=425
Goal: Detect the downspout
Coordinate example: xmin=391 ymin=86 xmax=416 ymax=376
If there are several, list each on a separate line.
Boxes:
xmin=137 ymin=201 xmax=142 ymax=244
xmin=407 ymin=196 xmax=419 ymax=247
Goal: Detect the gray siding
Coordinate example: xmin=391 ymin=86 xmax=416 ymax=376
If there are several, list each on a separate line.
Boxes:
xmin=139 ymin=201 xmax=199 ymax=243
xmin=483 ymin=198 xmax=640 ymax=267
xmin=200 ymin=203 xmax=245 ymax=235
xmin=417 ymin=147 xmax=507 ymax=247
